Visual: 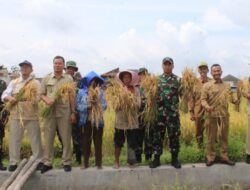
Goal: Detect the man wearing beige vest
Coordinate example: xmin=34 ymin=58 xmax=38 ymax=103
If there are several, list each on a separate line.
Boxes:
xmin=1 ymin=60 xmax=43 ymax=172
xmin=40 ymin=56 xmax=76 ymax=173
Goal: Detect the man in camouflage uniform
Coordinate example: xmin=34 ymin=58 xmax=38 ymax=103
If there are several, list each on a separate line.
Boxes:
xmin=188 ymin=62 xmax=210 ymax=148
xmin=0 ymin=79 xmax=7 ymax=170
xmin=150 ymin=57 xmax=181 ymax=169
xmin=65 ymin=61 xmax=82 ymax=164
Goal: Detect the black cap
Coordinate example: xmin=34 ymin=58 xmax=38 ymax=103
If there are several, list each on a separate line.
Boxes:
xmin=162 ymin=57 xmax=174 ymax=65
xmin=19 ymin=60 xmax=33 ymax=68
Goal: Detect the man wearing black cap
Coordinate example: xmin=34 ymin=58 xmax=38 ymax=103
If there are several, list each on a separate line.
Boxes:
xmin=1 ymin=61 xmax=43 ymax=172
xmin=150 ymin=57 xmax=181 ymax=169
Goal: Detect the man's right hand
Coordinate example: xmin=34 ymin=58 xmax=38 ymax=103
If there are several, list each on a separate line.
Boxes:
xmin=44 ymin=97 xmax=54 ymax=106
xmin=206 ymin=106 xmax=213 ymax=113
xmin=190 ymin=113 xmax=196 ymax=121
xmin=7 ymin=96 xmax=17 ymax=105
xmin=247 ymin=93 xmax=250 ymax=100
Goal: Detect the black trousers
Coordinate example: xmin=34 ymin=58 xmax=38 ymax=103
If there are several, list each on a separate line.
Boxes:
xmin=114 ymin=128 xmax=137 ymax=164
xmin=72 ymin=123 xmax=82 ymax=160
xmin=82 ymin=121 xmax=103 ymax=167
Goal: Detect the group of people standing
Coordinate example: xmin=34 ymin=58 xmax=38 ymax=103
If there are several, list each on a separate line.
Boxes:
xmin=0 ymin=55 xmax=249 ymax=174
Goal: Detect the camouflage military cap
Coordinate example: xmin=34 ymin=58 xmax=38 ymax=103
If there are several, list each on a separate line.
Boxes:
xmin=162 ymin=57 xmax=174 ymax=65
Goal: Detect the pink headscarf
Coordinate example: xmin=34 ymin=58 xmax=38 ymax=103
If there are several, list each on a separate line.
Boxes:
xmin=116 ymin=70 xmax=139 ymax=87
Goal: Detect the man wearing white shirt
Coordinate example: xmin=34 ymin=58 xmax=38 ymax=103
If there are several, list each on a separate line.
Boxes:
xmin=1 ymin=61 xmax=43 ymax=172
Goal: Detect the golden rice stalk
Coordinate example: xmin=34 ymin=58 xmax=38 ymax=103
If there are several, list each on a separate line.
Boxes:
xmin=181 ymin=68 xmax=199 ymax=99
xmin=54 ymin=81 xmax=76 ymax=104
xmin=40 ymin=81 xmax=76 ymax=118
xmin=241 ymin=77 xmax=250 ymax=95
xmin=0 ymin=81 xmax=39 ymax=127
xmin=235 ymin=80 xmax=244 ymax=112
xmin=236 ymin=80 xmax=244 ymax=99
xmin=39 ymin=101 xmax=54 ymax=118
xmin=179 ymin=97 xmax=189 ymax=113
xmin=17 ymin=82 xmax=39 ymax=127
xmin=140 ymin=75 xmax=159 ymax=128
xmin=105 ymin=79 xmax=138 ymax=128
xmin=22 ymin=82 xmax=38 ymax=103
xmin=88 ymin=86 xmax=103 ymax=128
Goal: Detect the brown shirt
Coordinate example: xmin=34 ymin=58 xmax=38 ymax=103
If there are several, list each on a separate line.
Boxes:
xmin=188 ymin=78 xmax=210 ymax=118
xmin=242 ymin=78 xmax=250 ymax=116
xmin=41 ymin=73 xmax=73 ymax=118
xmin=201 ymin=79 xmax=236 ymax=118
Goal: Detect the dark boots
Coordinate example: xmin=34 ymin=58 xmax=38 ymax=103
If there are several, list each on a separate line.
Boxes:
xmin=0 ymin=161 xmax=6 ymax=171
xmin=149 ymin=155 xmax=161 ymax=168
xmin=145 ymin=154 xmax=152 ymax=161
xmin=150 ymin=152 xmax=181 ymax=169
xmin=136 ymin=154 xmax=142 ymax=163
xmin=76 ymin=152 xmax=82 ymax=165
xmin=246 ymin=154 xmax=250 ymax=164
xmin=171 ymin=152 xmax=181 ymax=169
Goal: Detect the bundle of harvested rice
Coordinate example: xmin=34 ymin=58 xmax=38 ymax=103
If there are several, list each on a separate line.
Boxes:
xmin=88 ymin=85 xmax=103 ymax=128
xmin=20 ymin=82 xmax=38 ymax=103
xmin=179 ymin=97 xmax=189 ymax=113
xmin=105 ymin=79 xmax=138 ymax=128
xmin=0 ymin=81 xmax=39 ymax=127
xmin=241 ymin=77 xmax=250 ymax=94
xmin=181 ymin=68 xmax=199 ymax=99
xmin=40 ymin=81 xmax=76 ymax=118
xmin=140 ymin=75 xmax=159 ymax=128
xmin=235 ymin=80 xmax=244 ymax=112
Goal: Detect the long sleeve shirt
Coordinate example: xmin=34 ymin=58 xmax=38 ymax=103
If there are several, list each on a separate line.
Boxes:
xmin=201 ymin=79 xmax=236 ymax=118
xmin=188 ymin=78 xmax=210 ymax=118
xmin=241 ymin=77 xmax=250 ymax=116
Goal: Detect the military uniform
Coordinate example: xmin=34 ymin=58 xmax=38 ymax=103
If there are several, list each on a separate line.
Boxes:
xmin=41 ymin=73 xmax=73 ymax=167
xmin=0 ymin=79 xmax=7 ymax=170
xmin=149 ymin=72 xmax=181 ymax=169
xmin=2 ymin=76 xmax=43 ymax=167
xmin=188 ymin=78 xmax=209 ymax=147
xmin=201 ymin=79 xmax=236 ymax=164
xmin=152 ymin=73 xmax=181 ymax=156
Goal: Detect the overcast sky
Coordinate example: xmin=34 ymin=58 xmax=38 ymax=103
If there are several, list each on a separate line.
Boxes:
xmin=0 ymin=0 xmax=250 ymax=78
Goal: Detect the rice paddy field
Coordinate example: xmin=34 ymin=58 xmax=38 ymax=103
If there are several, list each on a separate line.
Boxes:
xmin=1 ymin=96 xmax=247 ymax=168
